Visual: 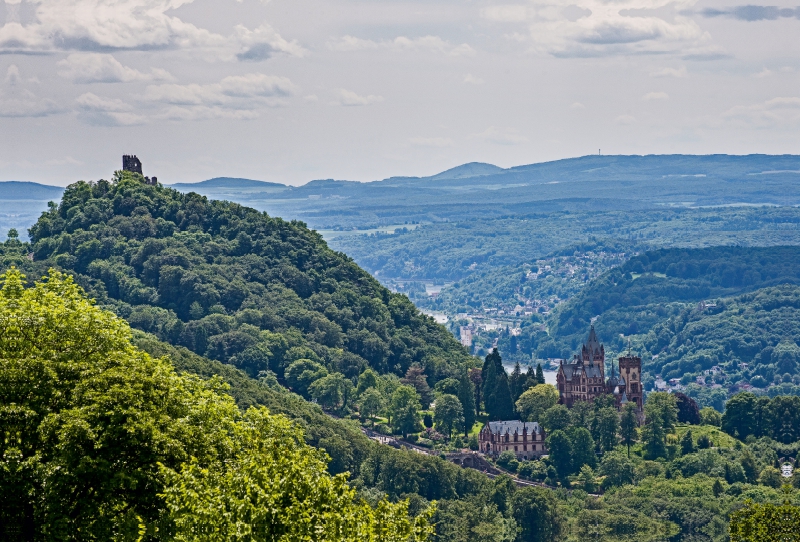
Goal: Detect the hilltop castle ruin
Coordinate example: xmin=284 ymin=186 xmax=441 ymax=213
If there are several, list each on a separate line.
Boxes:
xmin=122 ymin=155 xmax=158 ymax=186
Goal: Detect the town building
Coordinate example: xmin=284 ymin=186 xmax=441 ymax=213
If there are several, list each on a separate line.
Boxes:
xmin=556 ymin=325 xmax=643 ymax=412
xmin=479 ymin=421 xmax=546 ymax=460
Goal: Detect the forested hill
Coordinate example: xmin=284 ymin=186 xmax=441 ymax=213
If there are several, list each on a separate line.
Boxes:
xmin=546 ymin=246 xmax=800 ymax=354
xmin=26 ymin=172 xmax=474 ymax=385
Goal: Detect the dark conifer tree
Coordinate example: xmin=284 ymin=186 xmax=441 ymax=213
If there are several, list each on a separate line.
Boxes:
xmin=509 ymin=362 xmax=524 ymax=402
xmin=536 ymin=363 xmax=545 ymax=385
xmin=493 ymin=369 xmax=515 ymax=420
xmin=458 ymin=369 xmax=477 ymax=435
xmin=469 ymin=368 xmax=482 ymax=416
xmin=482 ymin=351 xmax=499 ymax=417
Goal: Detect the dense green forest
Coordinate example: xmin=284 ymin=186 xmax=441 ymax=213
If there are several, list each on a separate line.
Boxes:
xmin=332 ymin=207 xmax=800 ymax=283
xmin=549 ymin=246 xmax=800 ymax=353
xmin=24 ymin=173 xmax=473 ymax=389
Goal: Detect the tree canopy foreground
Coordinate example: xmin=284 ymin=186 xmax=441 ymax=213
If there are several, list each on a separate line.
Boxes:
xmin=0 ymin=268 xmax=431 ymax=541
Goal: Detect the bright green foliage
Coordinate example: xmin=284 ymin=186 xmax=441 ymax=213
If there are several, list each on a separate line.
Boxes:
xmin=434 ymin=393 xmax=464 ymax=439
xmin=515 ymin=384 xmax=558 ymax=423
xmin=577 ymin=465 xmax=597 ymax=493
xmin=391 ymin=385 xmax=422 ymax=437
xmin=357 ymin=368 xmax=380 ymax=395
xmin=0 ymin=268 xmax=432 ymax=541
xmin=730 ymin=499 xmax=800 ymax=542
xmin=700 ymin=406 xmax=722 ymax=427
xmin=359 ymin=387 xmax=384 ymax=423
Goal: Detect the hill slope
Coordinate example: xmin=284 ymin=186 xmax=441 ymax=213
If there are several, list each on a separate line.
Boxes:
xmin=27 ymin=174 xmax=474 ymax=387
xmin=547 ymin=246 xmax=800 ymax=356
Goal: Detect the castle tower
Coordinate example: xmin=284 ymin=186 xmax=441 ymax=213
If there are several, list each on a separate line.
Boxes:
xmin=122 ymin=155 xmax=143 ymax=174
xmin=618 ymin=353 xmax=643 ymax=412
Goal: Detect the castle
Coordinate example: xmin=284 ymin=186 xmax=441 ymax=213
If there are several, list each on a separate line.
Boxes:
xmin=556 ymin=326 xmax=643 ymax=412
xmin=479 ymin=421 xmax=546 ymax=460
xmin=123 ymin=155 xmax=158 ymax=186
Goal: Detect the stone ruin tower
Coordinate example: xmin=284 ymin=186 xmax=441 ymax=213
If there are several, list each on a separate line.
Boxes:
xmin=122 ymin=155 xmax=157 ymax=186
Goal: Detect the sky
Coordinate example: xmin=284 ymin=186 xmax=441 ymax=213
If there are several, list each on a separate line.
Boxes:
xmin=0 ymin=0 xmax=799 ymax=186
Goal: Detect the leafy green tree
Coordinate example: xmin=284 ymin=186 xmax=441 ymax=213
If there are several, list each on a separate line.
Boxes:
xmin=680 ymin=430 xmax=695 ymax=455
xmin=285 ymin=358 xmax=328 ymax=397
xmin=516 ymin=385 xmax=558 ymax=423
xmin=357 ymin=368 xmax=380 ymax=395
xmin=593 ymin=407 xmax=619 ymax=454
xmin=510 ymin=487 xmax=565 ymax=542
xmin=570 ymin=401 xmax=593 ymax=430
xmin=435 ymin=377 xmax=460 ymax=396
xmin=700 ymin=406 xmax=722 ymax=427
xmin=567 ymin=427 xmax=597 ymax=471
xmin=309 ymin=372 xmax=355 ymax=413
xmin=391 ymin=385 xmax=423 ymax=438
xmin=759 ymin=466 xmax=783 ymax=488
xmin=541 ymin=404 xmax=571 ymax=433
xmin=0 ymin=268 xmax=431 ymax=541
xmin=434 ymin=393 xmax=465 ymax=440
xmin=578 ymin=465 xmax=597 ymax=493
xmin=741 ymin=450 xmax=760 ymax=483
xmin=619 ymin=403 xmax=639 ymax=457
xmin=730 ymin=499 xmax=800 ymax=542
xmin=642 ymin=392 xmax=678 ymax=459
xmin=722 ymin=392 xmax=759 ymax=439
xmin=545 ymin=430 xmax=573 ymax=480
xmin=358 ymin=387 xmax=384 ymax=424
xmin=497 ymin=451 xmax=519 ymax=473
xmin=402 ymin=364 xmax=433 ymax=408
xmin=600 ymin=451 xmax=635 ymax=489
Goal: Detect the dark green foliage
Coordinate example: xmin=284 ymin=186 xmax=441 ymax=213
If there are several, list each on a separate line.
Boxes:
xmin=25 ymin=175 xmax=473 ymax=387
xmin=510 ymin=487 xmax=565 ymax=542
xmin=567 ymin=426 xmax=597 ymax=471
xmin=545 ymin=430 xmax=572 ymax=479
xmin=619 ymin=403 xmax=639 ymax=457
xmin=551 ymin=246 xmax=800 ymax=355
xmin=535 ymin=363 xmax=545 ymax=385
xmin=681 ymin=430 xmax=695 ymax=455
xmin=482 ymin=349 xmax=514 ymax=420
xmin=457 ymin=369 xmax=476 ymax=435
xmin=675 ymin=392 xmax=701 ymax=425
xmin=723 ymin=392 xmax=800 ymax=443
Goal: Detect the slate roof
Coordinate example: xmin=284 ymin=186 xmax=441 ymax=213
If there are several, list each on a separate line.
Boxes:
xmin=485 ymin=421 xmax=543 ymax=436
xmin=561 ymin=359 xmax=604 ymax=381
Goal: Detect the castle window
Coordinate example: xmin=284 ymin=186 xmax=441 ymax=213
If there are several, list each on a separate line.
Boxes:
xmin=514 ymin=446 xmax=518 ymax=451
xmin=523 ymin=445 xmax=527 ymax=451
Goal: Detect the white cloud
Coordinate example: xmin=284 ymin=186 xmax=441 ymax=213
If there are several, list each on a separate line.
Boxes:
xmin=753 ymin=68 xmax=773 ymax=78
xmin=642 ymin=91 xmax=669 ymax=101
xmin=57 ymin=54 xmax=173 ymax=83
xmin=650 ymin=66 xmax=688 ymax=78
xmin=481 ymin=5 xmax=529 ymax=23
xmin=144 ymin=74 xmax=297 ymax=107
xmin=724 ymin=97 xmax=800 ymax=127
xmin=615 ymin=114 xmax=637 ymax=125
xmin=571 ymin=102 xmax=585 ymax=109
xmin=464 ymin=74 xmax=484 ymax=85
xmin=330 ymin=89 xmax=384 ymax=106
xmin=75 ymin=92 xmax=145 ymax=126
xmin=409 ymin=137 xmax=454 ymax=148
xmin=0 ymin=1 xmax=304 ymax=61
xmin=329 ymin=35 xmax=475 ymax=56
xmin=0 ymin=65 xmax=62 ymax=118
xmin=482 ymin=0 xmax=716 ymax=58
xmin=475 ymin=126 xmax=528 ymax=145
